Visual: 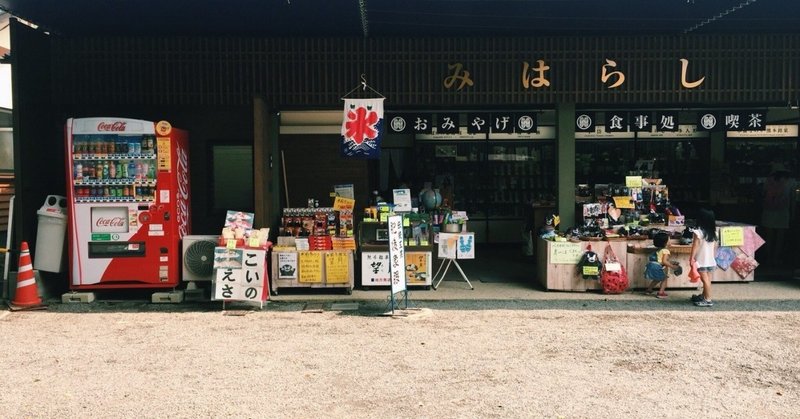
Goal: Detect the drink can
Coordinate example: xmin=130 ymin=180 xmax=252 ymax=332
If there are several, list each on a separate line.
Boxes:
xmin=108 ymin=139 xmax=115 ymax=154
xmin=74 ymin=164 xmax=82 ymax=180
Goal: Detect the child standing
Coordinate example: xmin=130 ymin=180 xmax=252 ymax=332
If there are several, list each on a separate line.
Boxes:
xmin=643 ymin=232 xmax=674 ymax=299
xmin=690 ymin=209 xmax=718 ymax=307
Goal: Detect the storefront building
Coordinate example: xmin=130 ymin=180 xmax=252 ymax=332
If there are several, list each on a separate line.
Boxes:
xmin=7 ymin=20 xmax=800 ymax=292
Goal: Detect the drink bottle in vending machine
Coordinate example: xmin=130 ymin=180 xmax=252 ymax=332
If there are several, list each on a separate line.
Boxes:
xmin=65 ymin=117 xmax=191 ymax=289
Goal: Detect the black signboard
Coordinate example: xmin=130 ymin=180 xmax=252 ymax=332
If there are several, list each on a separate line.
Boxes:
xmin=575 ymin=112 xmax=595 ymax=132
xmin=437 ymin=113 xmax=460 ymax=134
xmin=410 ymin=113 xmax=433 ymax=134
xmin=515 ymin=112 xmax=538 ymax=133
xmin=630 ymin=112 xmax=652 ymax=132
xmin=386 ymin=113 xmax=411 ymax=134
xmin=655 ymin=111 xmax=679 ymax=131
xmin=605 ymin=111 xmax=629 ymax=132
xmin=466 ymin=113 xmax=490 ymax=134
xmin=491 ymin=113 xmax=514 ymax=134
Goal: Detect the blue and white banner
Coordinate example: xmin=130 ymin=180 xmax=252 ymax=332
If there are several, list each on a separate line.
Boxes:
xmin=341 ymin=98 xmax=384 ymax=159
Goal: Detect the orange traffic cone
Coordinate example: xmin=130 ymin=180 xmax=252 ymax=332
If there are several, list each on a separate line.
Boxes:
xmin=9 ymin=242 xmax=44 ymax=310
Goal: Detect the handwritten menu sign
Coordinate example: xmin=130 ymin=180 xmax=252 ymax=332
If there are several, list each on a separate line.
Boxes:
xmin=325 ymin=252 xmax=350 ymax=284
xmin=720 ymin=226 xmax=744 ymax=247
xmin=388 ymin=215 xmax=406 ymax=294
xmin=298 ymin=251 xmax=323 ymax=283
xmin=213 ymin=248 xmax=267 ymax=302
xmin=625 ymin=176 xmax=643 ymax=188
xmin=549 ymin=242 xmax=583 ymax=264
xmin=333 ymin=196 xmax=356 ymax=212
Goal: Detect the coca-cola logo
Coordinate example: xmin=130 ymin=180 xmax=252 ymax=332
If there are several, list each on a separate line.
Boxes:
xmin=97 ymin=121 xmax=127 ymax=132
xmin=96 ymin=217 xmax=125 ymax=227
xmin=176 ymin=145 xmax=190 ymax=238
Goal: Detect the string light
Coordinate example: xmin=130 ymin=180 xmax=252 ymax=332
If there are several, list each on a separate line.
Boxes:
xmin=684 ymin=0 xmax=757 ymax=34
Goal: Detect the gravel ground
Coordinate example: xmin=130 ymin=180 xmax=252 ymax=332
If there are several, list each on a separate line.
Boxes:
xmin=1 ymin=302 xmax=799 ymax=419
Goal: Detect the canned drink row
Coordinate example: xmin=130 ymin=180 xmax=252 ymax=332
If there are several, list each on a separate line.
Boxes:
xmin=74 ymin=185 xmax=156 ymax=200
xmin=72 ymin=134 xmax=156 ymax=155
xmin=74 ymin=161 xmax=156 ymax=181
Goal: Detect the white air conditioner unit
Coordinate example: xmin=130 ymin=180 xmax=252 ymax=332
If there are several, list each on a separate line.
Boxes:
xmin=181 ymin=235 xmax=218 ymax=282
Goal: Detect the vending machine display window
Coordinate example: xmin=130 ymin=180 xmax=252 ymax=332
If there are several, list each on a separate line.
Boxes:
xmin=90 ymin=206 xmax=129 ymax=234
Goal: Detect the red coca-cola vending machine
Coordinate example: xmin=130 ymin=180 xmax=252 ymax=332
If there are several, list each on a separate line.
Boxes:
xmin=65 ymin=117 xmax=190 ymax=289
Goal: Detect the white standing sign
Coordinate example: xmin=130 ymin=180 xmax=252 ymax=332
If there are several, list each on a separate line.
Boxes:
xmin=213 ymin=248 xmax=267 ymax=302
xmin=387 ymin=215 xmax=406 ymax=294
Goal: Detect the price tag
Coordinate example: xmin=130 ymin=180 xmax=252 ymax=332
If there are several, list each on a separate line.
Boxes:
xmin=248 ymin=237 xmax=261 ymax=247
xmin=226 ymin=239 xmax=237 ymax=249
xmin=333 ymin=196 xmax=355 ymax=212
xmin=612 ymin=196 xmax=634 ymax=209
xmin=625 ymin=176 xmax=643 ymax=188
xmin=720 ymin=227 xmax=744 ymax=247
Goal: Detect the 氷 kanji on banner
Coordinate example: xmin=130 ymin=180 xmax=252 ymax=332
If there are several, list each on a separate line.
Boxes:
xmin=341 ymin=98 xmax=384 ymax=159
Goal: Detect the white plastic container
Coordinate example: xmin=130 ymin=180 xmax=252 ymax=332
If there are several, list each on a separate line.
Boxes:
xmin=34 ymin=195 xmax=68 ymax=273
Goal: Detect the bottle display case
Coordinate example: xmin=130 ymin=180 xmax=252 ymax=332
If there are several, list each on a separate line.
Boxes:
xmin=575 ymin=138 xmax=710 ymax=206
xmin=414 ymin=140 xmax=556 ymax=243
xmin=72 ymin=134 xmax=158 ymax=202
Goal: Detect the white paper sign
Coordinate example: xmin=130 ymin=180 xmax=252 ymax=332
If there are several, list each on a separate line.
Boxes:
xmin=277 ymin=252 xmax=298 ymax=279
xmin=361 ymin=251 xmax=391 ymax=286
xmin=387 ymin=215 xmax=406 ymax=294
xmin=392 ymin=188 xmax=412 ymax=212
xmin=456 ymin=233 xmax=475 ymax=259
xmin=213 ymin=249 xmax=267 ymax=302
xmin=438 ymin=233 xmax=458 ymax=259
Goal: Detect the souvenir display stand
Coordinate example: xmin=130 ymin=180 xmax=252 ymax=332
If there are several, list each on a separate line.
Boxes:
xmin=432 ymin=232 xmax=476 ymax=290
xmin=537 ymin=223 xmax=760 ymax=291
xmin=271 ymin=206 xmax=356 ymax=294
xmin=536 ymin=239 xmax=626 ymax=291
xmin=270 ymin=248 xmax=354 ymax=295
xmin=537 ymin=175 xmax=761 ymax=291
xmin=210 ymin=211 xmax=273 ymax=307
xmin=626 ymin=223 xmax=759 ymax=286
xmin=358 ymin=210 xmax=434 ymax=289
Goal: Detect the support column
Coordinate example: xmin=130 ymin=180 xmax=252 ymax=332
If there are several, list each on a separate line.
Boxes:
xmin=253 ymin=97 xmax=272 ymax=229
xmin=557 ymin=103 xmax=576 ymax=231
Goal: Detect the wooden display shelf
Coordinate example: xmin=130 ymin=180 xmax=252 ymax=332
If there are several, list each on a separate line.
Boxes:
xmin=537 ymin=223 xmax=758 ymax=291
xmin=270 ymin=250 xmax=354 ymax=295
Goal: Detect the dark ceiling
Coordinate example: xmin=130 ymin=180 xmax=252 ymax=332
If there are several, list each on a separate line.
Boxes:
xmin=1 ymin=0 xmax=799 ymax=38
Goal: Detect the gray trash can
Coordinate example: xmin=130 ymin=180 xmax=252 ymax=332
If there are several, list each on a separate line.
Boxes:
xmin=34 ymin=195 xmax=68 ymax=273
